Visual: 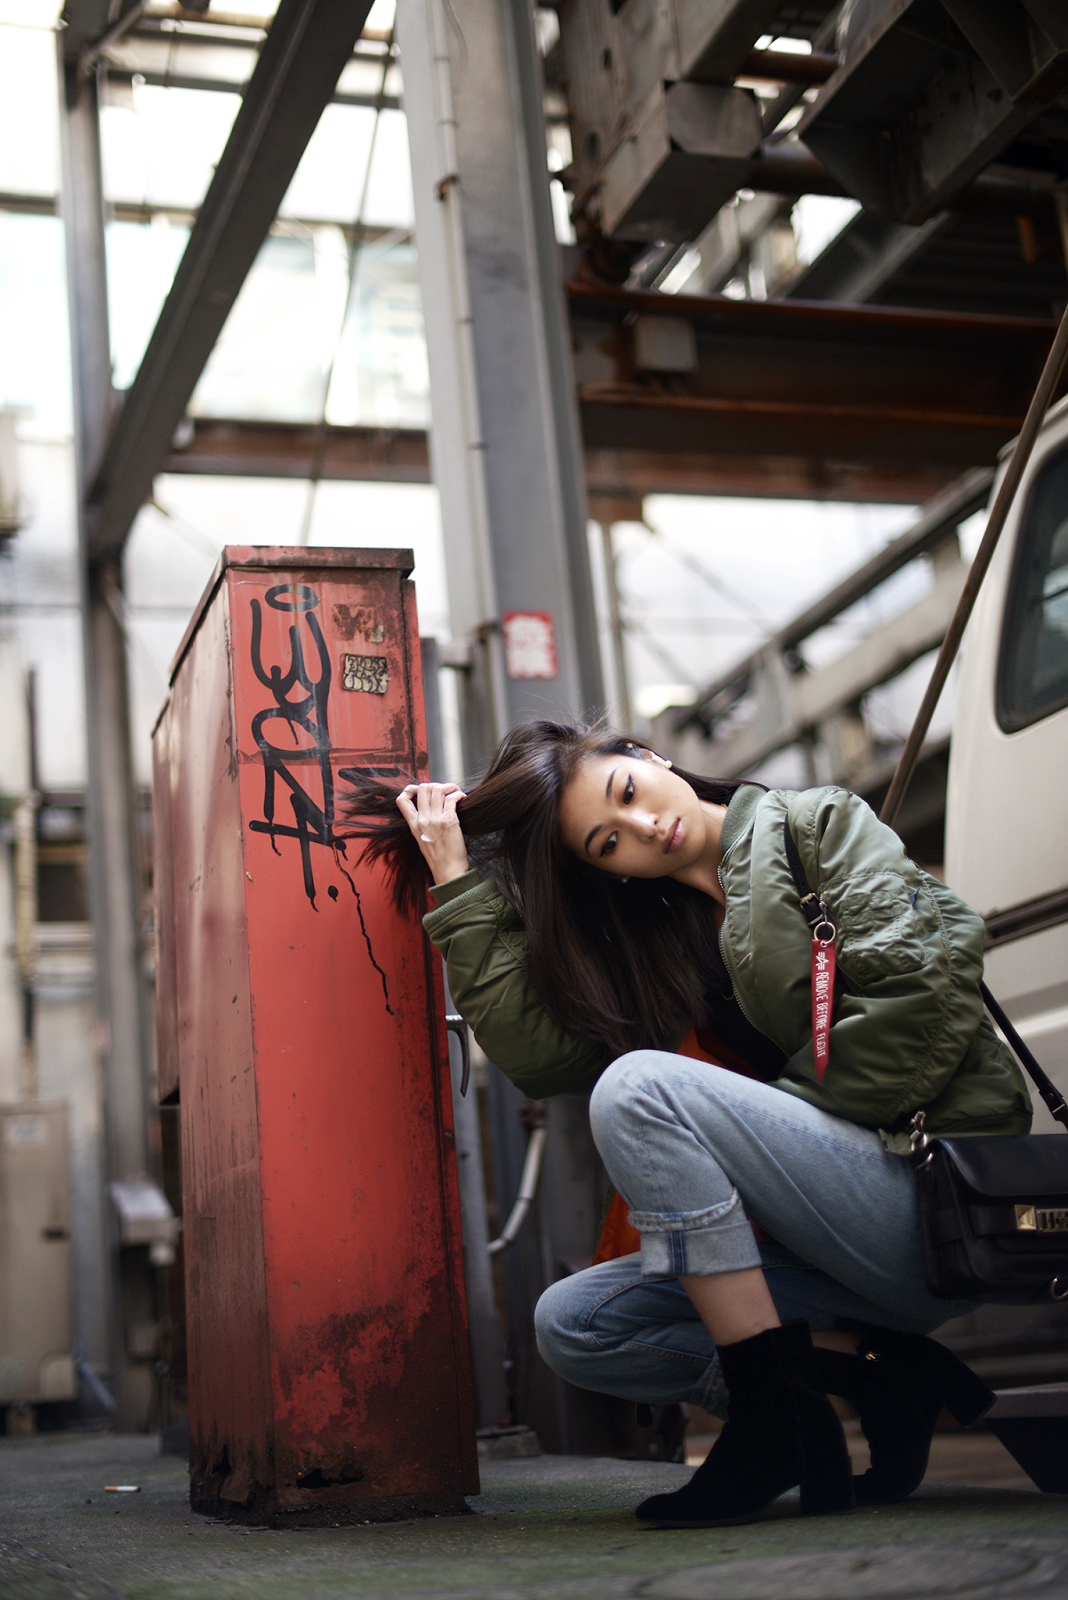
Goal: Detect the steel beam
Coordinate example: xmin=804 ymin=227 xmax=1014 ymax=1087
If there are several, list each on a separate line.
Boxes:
xmin=786 ymin=214 xmax=951 ymax=305
xmin=164 ymin=419 xmax=433 ymax=483
xmin=57 ymin=46 xmax=152 ymax=1430
xmin=398 ymin=0 xmax=604 ymax=742
xmin=161 ymin=415 xmax=959 ymax=503
xmin=570 ymin=284 xmax=1063 ymax=473
xmin=158 ymin=277 xmax=1063 ymax=501
xmin=61 ymin=0 xmax=122 ymax=64
xmin=86 ymin=0 xmax=374 ymax=565
xmin=105 ymin=65 xmax=401 ymax=111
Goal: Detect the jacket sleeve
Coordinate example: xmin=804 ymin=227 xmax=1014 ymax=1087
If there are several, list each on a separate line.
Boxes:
xmin=422 ymin=872 xmax=607 ymax=1098
xmin=779 ymin=788 xmax=987 ymax=1130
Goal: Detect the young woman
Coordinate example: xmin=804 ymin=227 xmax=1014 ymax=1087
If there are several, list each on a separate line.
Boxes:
xmin=347 ymin=720 xmax=1031 ymax=1529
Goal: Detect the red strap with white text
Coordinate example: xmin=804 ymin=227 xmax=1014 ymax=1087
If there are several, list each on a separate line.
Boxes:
xmin=782 ymin=814 xmax=838 ymax=1084
xmin=811 ymin=911 xmax=837 ymax=1083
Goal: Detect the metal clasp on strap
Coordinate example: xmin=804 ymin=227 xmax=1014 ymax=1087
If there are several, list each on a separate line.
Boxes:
xmin=909 ymin=1109 xmax=934 ymax=1169
xmin=813 ymin=896 xmax=837 ymax=946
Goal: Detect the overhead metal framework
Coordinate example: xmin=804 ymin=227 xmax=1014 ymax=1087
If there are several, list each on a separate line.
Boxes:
xmin=556 ymin=0 xmax=1068 ymax=329
xmin=160 ymin=414 xmax=964 ymax=504
xmin=163 ymin=271 xmax=1066 ymax=505
xmin=83 ymin=0 xmax=376 ymax=565
xmin=569 ymin=283 xmax=1064 ymax=478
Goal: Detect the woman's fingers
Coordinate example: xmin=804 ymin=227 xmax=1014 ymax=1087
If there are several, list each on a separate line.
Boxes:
xmin=395 ymin=782 xmax=470 ymax=883
xmin=397 ymin=782 xmax=464 ymax=821
xmin=395 ymin=786 xmax=420 ymax=825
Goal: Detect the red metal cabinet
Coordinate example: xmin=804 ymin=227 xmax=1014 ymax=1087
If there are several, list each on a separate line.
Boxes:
xmin=153 ymin=547 xmax=477 ymax=1524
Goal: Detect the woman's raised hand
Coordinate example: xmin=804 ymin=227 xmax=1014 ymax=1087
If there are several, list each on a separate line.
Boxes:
xmin=396 ymin=782 xmax=470 ymax=885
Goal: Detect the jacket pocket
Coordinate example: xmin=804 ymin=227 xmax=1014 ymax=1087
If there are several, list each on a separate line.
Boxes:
xmin=833 ymin=870 xmax=927 ymax=984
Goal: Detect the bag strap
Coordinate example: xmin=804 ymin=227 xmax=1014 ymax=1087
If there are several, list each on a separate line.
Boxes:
xmin=782 ymin=815 xmax=822 ymax=932
xmin=979 ymin=982 xmax=1068 ymax=1133
xmin=782 ymin=815 xmax=1068 ymax=1134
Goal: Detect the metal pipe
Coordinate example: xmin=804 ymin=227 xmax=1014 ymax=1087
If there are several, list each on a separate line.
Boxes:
xmin=598 ymin=520 xmax=632 ymax=732
xmin=879 ymin=297 xmax=1068 ymax=828
xmin=739 ymin=47 xmax=838 ymax=85
xmin=741 ymin=145 xmax=1062 ymax=218
xmin=486 ymin=1122 xmax=549 ymax=1255
xmin=13 ymin=792 xmax=37 ymax=1102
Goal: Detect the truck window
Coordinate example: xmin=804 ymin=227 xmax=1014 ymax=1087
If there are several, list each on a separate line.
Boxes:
xmin=997 ymin=445 xmax=1068 ymax=732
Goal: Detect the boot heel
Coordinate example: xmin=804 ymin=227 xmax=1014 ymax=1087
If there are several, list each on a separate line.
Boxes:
xmin=853 ymin=1324 xmax=996 ymax=1432
xmin=775 ymin=1322 xmax=857 ymax=1519
xmin=800 ymin=1464 xmax=856 ymax=1517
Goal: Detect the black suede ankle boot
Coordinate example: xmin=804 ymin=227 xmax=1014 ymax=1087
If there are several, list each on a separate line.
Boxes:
xmin=814 ymin=1346 xmax=929 ymax=1504
xmin=635 ymin=1323 xmax=854 ymax=1529
xmin=773 ymin=1321 xmax=856 ymax=1517
xmin=814 ymin=1325 xmax=995 ymax=1505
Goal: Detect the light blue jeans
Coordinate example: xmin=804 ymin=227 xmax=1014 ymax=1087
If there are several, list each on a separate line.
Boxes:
xmin=535 ymin=1053 xmax=974 ymax=1417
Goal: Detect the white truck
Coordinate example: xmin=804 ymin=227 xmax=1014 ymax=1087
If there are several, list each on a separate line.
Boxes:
xmin=946 ymin=397 xmax=1068 ymax=1133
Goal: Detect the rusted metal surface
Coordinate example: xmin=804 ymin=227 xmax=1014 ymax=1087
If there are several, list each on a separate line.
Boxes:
xmin=571 ymin=285 xmax=1064 ymax=471
xmin=163 ymin=417 xmax=958 ymax=503
xmin=153 ymin=547 xmax=477 ymax=1525
xmin=164 ymin=420 xmax=433 ymax=484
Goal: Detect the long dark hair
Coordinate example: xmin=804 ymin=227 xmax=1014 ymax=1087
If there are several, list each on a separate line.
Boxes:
xmin=341 ymin=720 xmax=747 ymax=1058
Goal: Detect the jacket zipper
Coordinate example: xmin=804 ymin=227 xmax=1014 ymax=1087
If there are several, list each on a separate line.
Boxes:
xmin=716 ymin=861 xmax=789 ymax=1053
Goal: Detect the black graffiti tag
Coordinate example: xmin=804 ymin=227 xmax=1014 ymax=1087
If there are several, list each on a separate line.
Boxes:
xmin=245 ymin=585 xmax=393 ymax=1012
xmin=247 ymin=584 xmax=337 ymax=908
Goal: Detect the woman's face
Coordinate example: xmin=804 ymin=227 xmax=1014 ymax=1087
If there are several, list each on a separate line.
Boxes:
xmin=558 ymin=751 xmax=714 ymax=881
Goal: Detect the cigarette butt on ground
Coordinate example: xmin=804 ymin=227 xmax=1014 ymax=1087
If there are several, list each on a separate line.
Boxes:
xmin=104 ymin=1485 xmax=140 ymax=1493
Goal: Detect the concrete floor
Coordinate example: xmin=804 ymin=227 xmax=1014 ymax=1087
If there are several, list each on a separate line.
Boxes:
xmin=1 ymin=1431 xmax=1067 ymax=1600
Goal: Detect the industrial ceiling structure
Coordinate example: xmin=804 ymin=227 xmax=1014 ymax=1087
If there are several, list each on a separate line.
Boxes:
xmin=56 ymin=0 xmax=1068 ymax=516
xmin=558 ymin=0 xmax=1068 ymax=302
xmin=43 ymin=0 xmax=1068 ymax=1441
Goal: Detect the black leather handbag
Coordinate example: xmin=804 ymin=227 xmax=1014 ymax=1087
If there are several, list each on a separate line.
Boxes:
xmin=910 ymin=987 xmax=1068 ymax=1306
xmin=782 ymin=816 xmax=1068 ymax=1306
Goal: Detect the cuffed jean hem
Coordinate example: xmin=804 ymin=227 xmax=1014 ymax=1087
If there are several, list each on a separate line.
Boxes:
xmin=628 ymin=1189 xmax=761 ymax=1279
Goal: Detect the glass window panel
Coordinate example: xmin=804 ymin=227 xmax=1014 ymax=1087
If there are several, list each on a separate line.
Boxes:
xmin=106 ymin=218 xmax=190 ymax=390
xmin=279 ymin=105 xmax=413 ymax=228
xmin=0 ymin=212 xmax=72 ymax=436
xmin=326 ymin=240 xmax=429 ymax=428
xmin=203 ymin=0 xmax=280 ymax=17
xmin=106 ymin=34 xmax=257 ymax=88
xmin=362 ymin=108 xmax=414 ymax=229
xmin=101 ymin=84 xmax=240 ymax=209
xmin=279 ymin=103 xmax=377 ymax=224
xmin=998 ymin=446 xmax=1068 ymax=731
xmin=0 ymin=3 xmax=61 ymax=22
xmin=335 ymin=56 xmax=401 ymax=100
xmin=189 ymin=231 xmax=326 ymax=421
xmin=0 ymin=24 xmax=60 ymax=196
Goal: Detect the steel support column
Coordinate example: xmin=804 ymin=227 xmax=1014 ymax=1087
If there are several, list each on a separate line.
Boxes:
xmin=398 ymin=0 xmax=604 ymax=750
xmin=398 ymin=0 xmax=614 ymax=1454
xmin=57 ymin=48 xmax=152 ymax=1428
xmin=87 ymin=0 xmax=374 ymax=564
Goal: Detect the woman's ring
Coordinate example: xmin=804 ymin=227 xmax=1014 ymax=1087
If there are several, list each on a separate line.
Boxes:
xmin=421 ymin=833 xmax=434 ymax=843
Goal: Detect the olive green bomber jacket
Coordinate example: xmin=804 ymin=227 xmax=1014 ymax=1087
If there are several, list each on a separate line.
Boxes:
xmin=422 ymin=784 xmax=1032 ymax=1152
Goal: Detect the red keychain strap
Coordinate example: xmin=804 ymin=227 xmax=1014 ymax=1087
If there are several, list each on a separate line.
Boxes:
xmin=811 ymin=905 xmax=836 ymax=1084
xmin=782 ymin=814 xmax=837 ymax=1085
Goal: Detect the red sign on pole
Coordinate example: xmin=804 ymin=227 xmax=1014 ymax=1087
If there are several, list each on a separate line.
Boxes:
xmin=502 ymin=610 xmax=558 ymax=679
